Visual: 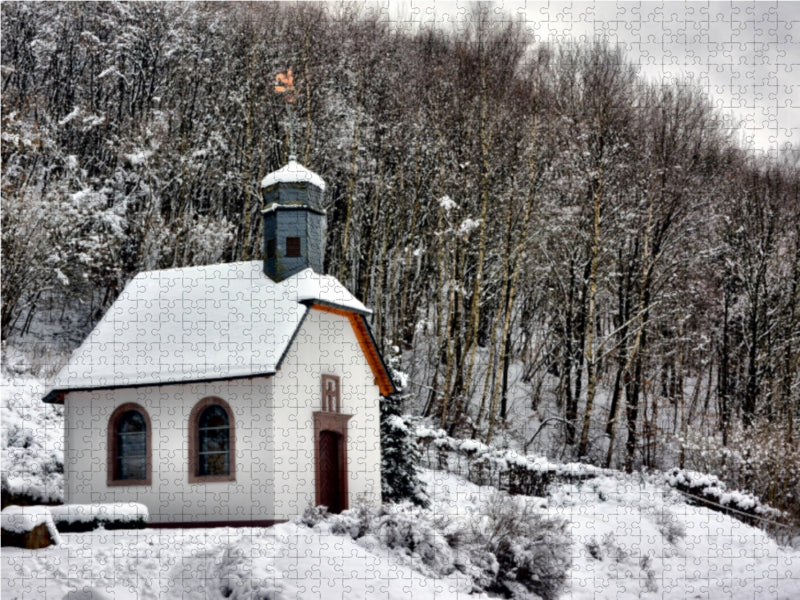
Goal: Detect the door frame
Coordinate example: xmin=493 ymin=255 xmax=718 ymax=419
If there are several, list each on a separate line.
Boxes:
xmin=312 ymin=412 xmax=352 ymax=511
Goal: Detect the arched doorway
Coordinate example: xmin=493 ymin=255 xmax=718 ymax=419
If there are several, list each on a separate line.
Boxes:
xmin=318 ymin=430 xmax=343 ymax=513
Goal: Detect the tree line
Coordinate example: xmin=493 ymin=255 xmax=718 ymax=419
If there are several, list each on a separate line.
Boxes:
xmin=2 ymin=2 xmax=798 ymax=512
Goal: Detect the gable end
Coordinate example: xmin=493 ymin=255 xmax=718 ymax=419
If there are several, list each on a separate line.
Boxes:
xmin=308 ymin=303 xmax=396 ymax=396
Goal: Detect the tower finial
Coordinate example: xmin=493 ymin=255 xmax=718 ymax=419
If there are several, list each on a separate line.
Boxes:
xmin=275 ymin=69 xmax=297 ymax=160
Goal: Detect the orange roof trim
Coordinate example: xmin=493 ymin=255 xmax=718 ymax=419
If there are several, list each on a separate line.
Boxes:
xmin=310 ymin=303 xmax=396 ymax=396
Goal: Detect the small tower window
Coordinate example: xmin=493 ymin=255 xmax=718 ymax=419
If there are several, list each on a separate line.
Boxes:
xmin=267 ymin=239 xmax=276 ymax=259
xmin=286 ymin=237 xmax=301 ymax=257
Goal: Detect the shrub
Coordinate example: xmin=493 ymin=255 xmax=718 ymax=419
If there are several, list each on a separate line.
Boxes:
xmin=416 ymin=427 xmax=601 ymax=497
xmin=303 ymin=489 xmax=572 ymax=599
xmin=472 ymin=494 xmax=572 ymax=600
xmin=216 ymin=538 xmax=286 ymax=600
xmin=328 ymin=501 xmax=373 ymax=540
xmin=298 ymin=504 xmax=328 ymax=528
xmin=654 ymin=509 xmax=686 ymax=545
xmin=665 ymin=468 xmax=784 ymax=525
xmin=373 ymin=510 xmax=455 ymax=577
xmin=681 ymin=421 xmax=800 ymax=525
xmin=49 ymin=503 xmax=148 ymax=532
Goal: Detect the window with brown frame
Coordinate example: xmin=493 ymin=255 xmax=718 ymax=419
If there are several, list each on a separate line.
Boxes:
xmin=107 ymin=403 xmax=152 ymax=486
xmin=266 ymin=238 xmax=276 ymax=259
xmin=321 ymin=374 xmax=340 ymax=413
xmin=286 ymin=236 xmax=301 ymax=257
xmin=188 ymin=397 xmax=236 ymax=483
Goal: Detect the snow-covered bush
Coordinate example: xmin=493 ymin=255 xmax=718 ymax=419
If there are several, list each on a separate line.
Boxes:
xmin=373 ymin=510 xmax=455 ymax=577
xmin=654 ymin=509 xmax=686 ymax=545
xmin=665 ymin=468 xmax=784 ymax=525
xmin=471 ymin=494 xmax=572 ymax=600
xmin=306 ymin=502 xmax=462 ymax=579
xmin=295 ymin=487 xmax=570 ymax=599
xmin=681 ymin=422 xmax=800 ymax=525
xmin=417 ymin=426 xmax=601 ymax=496
xmin=49 ymin=503 xmax=148 ymax=532
xmin=1 ymin=370 xmax=64 ymax=505
xmin=328 ymin=501 xmax=373 ymax=540
xmin=298 ymin=504 xmax=329 ymax=528
xmin=216 ymin=537 xmax=289 ymax=600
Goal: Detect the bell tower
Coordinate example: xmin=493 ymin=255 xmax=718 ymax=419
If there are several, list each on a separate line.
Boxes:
xmin=261 ymin=158 xmax=327 ymax=281
xmin=262 ymin=70 xmax=327 ymax=281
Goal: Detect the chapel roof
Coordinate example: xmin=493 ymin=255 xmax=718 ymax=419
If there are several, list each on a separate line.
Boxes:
xmin=42 ymin=263 xmax=375 ymax=402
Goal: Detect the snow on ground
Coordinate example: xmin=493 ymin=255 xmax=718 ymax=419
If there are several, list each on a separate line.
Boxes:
xmin=4 ymin=470 xmax=797 ymax=599
xmin=1 ymin=520 xmax=486 ymax=600
xmin=423 ymin=469 xmax=800 ymax=600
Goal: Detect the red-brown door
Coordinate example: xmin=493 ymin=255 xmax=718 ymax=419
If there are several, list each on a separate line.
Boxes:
xmin=318 ymin=430 xmax=342 ymax=513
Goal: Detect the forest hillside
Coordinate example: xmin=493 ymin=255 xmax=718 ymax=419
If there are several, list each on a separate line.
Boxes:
xmin=2 ymin=3 xmax=798 ymax=522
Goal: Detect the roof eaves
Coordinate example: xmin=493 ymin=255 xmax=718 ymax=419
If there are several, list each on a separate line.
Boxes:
xmin=40 ymin=370 xmax=278 ymax=404
xmin=358 ymin=314 xmax=398 ymax=396
xmin=261 ymin=204 xmax=326 ymax=216
xmin=299 ymin=298 xmax=372 ymax=316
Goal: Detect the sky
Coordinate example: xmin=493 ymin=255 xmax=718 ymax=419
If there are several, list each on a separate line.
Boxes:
xmin=378 ymin=1 xmax=800 ymax=159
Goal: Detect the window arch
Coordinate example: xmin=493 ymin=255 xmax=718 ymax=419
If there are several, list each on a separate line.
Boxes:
xmin=189 ymin=397 xmax=236 ymax=483
xmin=107 ymin=403 xmax=151 ymax=486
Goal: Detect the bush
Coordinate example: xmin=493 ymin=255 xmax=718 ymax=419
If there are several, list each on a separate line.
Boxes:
xmin=665 ymin=468 xmax=784 ymax=525
xmin=216 ymin=537 xmax=287 ymax=600
xmin=374 ymin=510 xmax=455 ymax=577
xmin=416 ymin=427 xmax=601 ymax=496
xmin=328 ymin=501 xmax=372 ymax=540
xmin=302 ymin=490 xmax=572 ymax=599
xmin=297 ymin=504 xmax=328 ymax=528
xmin=473 ymin=494 xmax=572 ymax=600
xmin=324 ymin=502 xmax=458 ymax=578
xmin=49 ymin=503 xmax=148 ymax=532
xmin=681 ymin=421 xmax=800 ymax=524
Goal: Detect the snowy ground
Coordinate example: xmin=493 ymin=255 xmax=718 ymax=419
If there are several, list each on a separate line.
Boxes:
xmin=1 ymin=518 xmax=483 ymax=600
xmin=424 ymin=470 xmax=800 ymax=600
xmin=3 ymin=469 xmax=799 ymax=599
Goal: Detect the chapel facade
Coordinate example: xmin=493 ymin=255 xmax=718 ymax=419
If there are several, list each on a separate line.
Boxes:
xmin=43 ymin=159 xmax=393 ymax=525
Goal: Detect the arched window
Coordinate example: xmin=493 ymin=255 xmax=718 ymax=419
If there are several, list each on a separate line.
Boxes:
xmin=107 ymin=403 xmax=151 ymax=486
xmin=189 ymin=397 xmax=236 ymax=483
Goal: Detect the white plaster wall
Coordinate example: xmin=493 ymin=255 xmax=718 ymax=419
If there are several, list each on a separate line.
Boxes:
xmin=272 ymin=308 xmax=383 ymax=520
xmin=63 ymin=308 xmax=383 ymax=524
xmin=64 ymin=377 xmax=275 ymax=524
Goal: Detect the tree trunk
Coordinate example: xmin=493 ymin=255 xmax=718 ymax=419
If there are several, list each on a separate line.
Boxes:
xmin=578 ymin=167 xmax=603 ymax=457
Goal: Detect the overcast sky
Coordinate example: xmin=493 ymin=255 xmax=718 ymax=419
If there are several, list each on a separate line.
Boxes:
xmin=379 ymin=1 xmax=799 ymax=159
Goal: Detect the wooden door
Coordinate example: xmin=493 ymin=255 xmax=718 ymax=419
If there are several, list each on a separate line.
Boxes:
xmin=318 ymin=430 xmax=342 ymax=513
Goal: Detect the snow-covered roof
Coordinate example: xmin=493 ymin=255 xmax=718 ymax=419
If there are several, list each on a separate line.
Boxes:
xmin=260 ymin=160 xmax=326 ymax=191
xmin=43 ymin=263 xmax=368 ymax=398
